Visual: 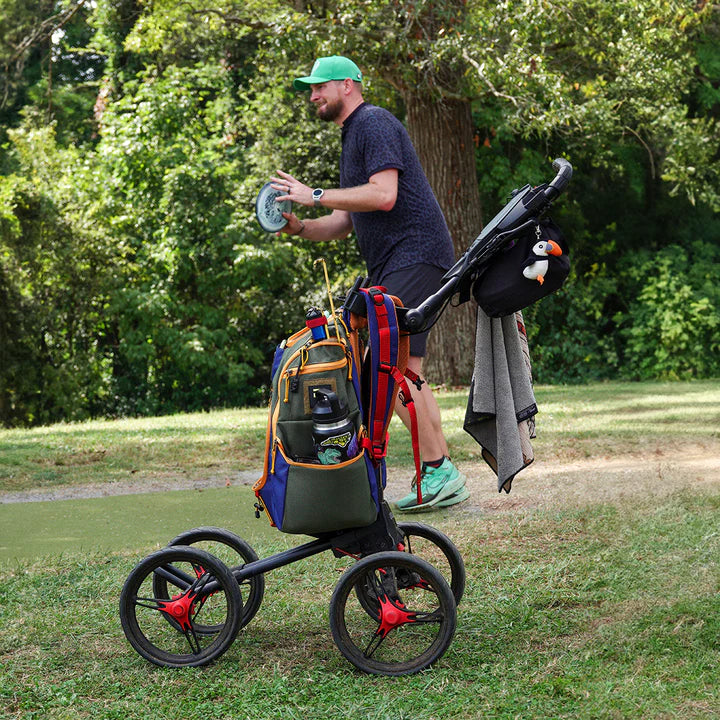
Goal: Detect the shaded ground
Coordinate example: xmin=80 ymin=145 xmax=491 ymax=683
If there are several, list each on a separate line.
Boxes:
xmin=448 ymin=442 xmax=720 ymax=514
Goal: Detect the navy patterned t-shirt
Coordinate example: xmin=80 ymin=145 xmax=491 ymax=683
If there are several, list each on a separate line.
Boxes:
xmin=339 ymin=103 xmax=455 ymax=281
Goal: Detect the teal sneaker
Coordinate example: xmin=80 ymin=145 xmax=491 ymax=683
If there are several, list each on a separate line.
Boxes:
xmin=436 ymin=485 xmax=470 ymax=507
xmin=395 ymin=458 xmax=467 ymax=512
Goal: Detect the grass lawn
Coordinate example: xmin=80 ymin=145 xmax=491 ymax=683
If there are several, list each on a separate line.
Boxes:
xmin=1 ymin=380 xmax=719 ymax=719
xmin=1 ymin=379 xmax=718 ymax=493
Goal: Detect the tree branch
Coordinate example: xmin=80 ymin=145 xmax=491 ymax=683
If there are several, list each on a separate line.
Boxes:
xmin=623 ymin=126 xmax=657 ymax=179
xmin=7 ymin=0 xmax=88 ymax=66
xmin=462 ymin=50 xmax=519 ymax=107
xmin=2 ymin=0 xmax=88 ymax=109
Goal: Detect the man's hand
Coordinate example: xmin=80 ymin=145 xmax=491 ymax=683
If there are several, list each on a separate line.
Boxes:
xmin=270 ymin=170 xmax=315 ymax=207
xmin=270 ymin=168 xmax=398 ymax=213
xmin=276 ymin=211 xmax=304 ymax=237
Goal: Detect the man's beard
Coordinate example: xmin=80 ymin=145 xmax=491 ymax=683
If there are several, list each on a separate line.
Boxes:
xmin=317 ymin=97 xmax=343 ymax=122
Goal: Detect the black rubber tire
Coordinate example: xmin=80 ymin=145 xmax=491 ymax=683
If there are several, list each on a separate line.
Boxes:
xmin=329 ymin=551 xmax=456 ymax=676
xmin=353 ymin=522 xmax=465 ymax=619
xmin=120 ymin=545 xmax=242 ymax=667
xmin=161 ymin=526 xmax=265 ymax=629
xmin=396 ymin=522 xmax=465 ymax=605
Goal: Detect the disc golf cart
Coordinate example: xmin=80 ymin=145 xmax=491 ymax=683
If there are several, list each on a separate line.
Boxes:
xmin=119 ymin=158 xmax=573 ymax=676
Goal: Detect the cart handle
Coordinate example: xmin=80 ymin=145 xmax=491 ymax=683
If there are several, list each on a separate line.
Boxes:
xmin=545 ymin=157 xmax=573 ymax=200
xmin=343 ymin=158 xmax=572 ymax=333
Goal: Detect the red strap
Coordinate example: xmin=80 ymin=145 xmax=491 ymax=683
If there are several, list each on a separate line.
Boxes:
xmin=364 ymin=290 xmax=393 ymax=457
xmin=387 ymin=366 xmax=423 ymax=505
xmin=361 ymin=434 xmax=389 ymax=461
xmin=360 ymin=288 xmax=418 ymax=506
xmin=404 ymin=368 xmax=424 ymax=391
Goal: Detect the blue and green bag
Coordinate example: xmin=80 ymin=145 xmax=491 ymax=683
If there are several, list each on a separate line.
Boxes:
xmin=253 ymin=287 xmax=418 ymax=535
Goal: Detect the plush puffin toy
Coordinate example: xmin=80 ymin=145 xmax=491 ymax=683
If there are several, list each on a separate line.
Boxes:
xmin=522 ymin=239 xmax=563 ymax=285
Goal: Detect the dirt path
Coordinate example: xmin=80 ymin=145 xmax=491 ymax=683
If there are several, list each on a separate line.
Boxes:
xmin=444 ymin=445 xmax=720 ymax=514
xmin=4 ymin=443 xmax=719 ymax=509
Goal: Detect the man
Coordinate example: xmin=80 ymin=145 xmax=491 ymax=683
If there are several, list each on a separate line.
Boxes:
xmin=271 ymin=55 xmax=468 ymax=511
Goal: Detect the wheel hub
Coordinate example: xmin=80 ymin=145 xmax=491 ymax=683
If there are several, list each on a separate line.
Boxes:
xmin=377 ymin=595 xmax=415 ymax=637
xmin=158 ymin=591 xmax=197 ymax=631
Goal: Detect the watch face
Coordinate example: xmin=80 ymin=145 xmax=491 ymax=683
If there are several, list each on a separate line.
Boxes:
xmin=313 ymin=188 xmax=324 ymax=200
xmin=255 ymin=182 xmax=291 ymax=232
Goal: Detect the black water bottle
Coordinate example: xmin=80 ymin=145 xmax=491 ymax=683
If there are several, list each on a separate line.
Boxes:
xmin=311 ymin=389 xmax=358 ymax=465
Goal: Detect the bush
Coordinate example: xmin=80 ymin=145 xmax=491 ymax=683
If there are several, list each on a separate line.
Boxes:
xmin=620 ymin=249 xmax=720 ymax=380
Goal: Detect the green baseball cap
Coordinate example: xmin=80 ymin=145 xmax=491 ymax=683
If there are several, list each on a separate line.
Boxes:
xmin=293 ymin=56 xmax=363 ymax=91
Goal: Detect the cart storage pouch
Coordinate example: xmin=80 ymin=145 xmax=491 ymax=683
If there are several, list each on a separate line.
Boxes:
xmin=473 ymin=218 xmax=569 ymax=317
xmin=259 ymin=445 xmax=378 ymax=535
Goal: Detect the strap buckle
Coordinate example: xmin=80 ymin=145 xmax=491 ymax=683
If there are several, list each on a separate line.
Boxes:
xmin=366 ymin=287 xmax=386 ymax=305
xmin=404 ymin=368 xmax=424 ymax=392
xmin=362 ymin=435 xmax=389 ymax=462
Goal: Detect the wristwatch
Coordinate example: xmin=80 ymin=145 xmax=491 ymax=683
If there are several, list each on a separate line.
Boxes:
xmin=312 ymin=188 xmax=325 ymax=207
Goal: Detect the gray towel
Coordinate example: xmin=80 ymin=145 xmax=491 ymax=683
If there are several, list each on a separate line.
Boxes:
xmin=464 ymin=309 xmax=537 ymax=493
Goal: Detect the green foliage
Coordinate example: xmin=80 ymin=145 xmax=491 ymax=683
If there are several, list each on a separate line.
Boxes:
xmin=1 ymin=0 xmax=720 ymax=426
xmin=473 ymin=98 xmax=720 ymax=385
xmin=1 ymin=0 xmax=105 ymax=148
xmin=621 ymin=246 xmax=720 ymax=380
xmin=95 ymin=61 xmax=316 ymax=414
xmin=522 ymin=215 xmax=720 ymax=384
xmin=0 ymin=122 xmax=120 ymax=426
xmin=462 ymin=0 xmax=720 ymax=209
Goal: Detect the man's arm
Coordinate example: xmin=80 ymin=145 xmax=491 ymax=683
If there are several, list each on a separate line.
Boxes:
xmin=280 ymin=208 xmax=353 ymax=241
xmin=271 ymin=168 xmax=398 ymax=213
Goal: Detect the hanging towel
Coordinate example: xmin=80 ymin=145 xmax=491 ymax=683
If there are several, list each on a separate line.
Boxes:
xmin=464 ymin=309 xmax=537 ymax=493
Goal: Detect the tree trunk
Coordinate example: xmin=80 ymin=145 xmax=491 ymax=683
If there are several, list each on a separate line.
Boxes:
xmin=404 ymin=94 xmax=482 ymax=385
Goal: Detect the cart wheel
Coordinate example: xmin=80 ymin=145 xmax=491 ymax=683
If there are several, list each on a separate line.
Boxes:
xmin=397 ymin=522 xmax=465 ymax=605
xmin=353 ymin=523 xmax=465 ymax=619
xmin=329 ymin=551 xmax=456 ymax=676
xmin=120 ymin=545 xmax=242 ymax=667
xmin=160 ymin=526 xmax=265 ymax=630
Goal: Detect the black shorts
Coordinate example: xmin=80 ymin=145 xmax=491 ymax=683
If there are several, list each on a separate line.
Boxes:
xmin=375 ymin=264 xmax=447 ymax=358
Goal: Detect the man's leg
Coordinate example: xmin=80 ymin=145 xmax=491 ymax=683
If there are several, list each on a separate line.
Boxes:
xmin=393 ymin=354 xmax=468 ymax=511
xmin=393 ymin=355 xmax=448 ymax=462
xmin=377 ymin=264 xmax=468 ymax=510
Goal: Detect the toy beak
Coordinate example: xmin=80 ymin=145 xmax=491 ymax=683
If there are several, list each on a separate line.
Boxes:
xmin=546 ymin=241 xmax=563 ymax=257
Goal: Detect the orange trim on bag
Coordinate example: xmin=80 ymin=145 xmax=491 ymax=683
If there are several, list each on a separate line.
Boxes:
xmin=253 ymin=398 xmax=274 ymax=494
xmin=274 ymin=440 xmax=367 ymax=470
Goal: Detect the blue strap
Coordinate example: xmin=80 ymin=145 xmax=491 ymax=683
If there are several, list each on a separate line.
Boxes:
xmin=361 ymin=288 xmax=400 ymax=462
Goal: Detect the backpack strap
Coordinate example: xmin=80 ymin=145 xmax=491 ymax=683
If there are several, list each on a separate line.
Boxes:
xmin=349 ymin=287 xmax=423 ymax=504
xmin=385 ymin=364 xmax=423 ymax=505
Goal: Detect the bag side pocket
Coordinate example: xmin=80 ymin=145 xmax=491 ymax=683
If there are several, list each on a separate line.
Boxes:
xmin=280 ymin=449 xmax=377 ymax=535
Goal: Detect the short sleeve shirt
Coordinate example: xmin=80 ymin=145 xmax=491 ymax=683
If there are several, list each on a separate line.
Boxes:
xmin=339 ymin=103 xmax=455 ymax=281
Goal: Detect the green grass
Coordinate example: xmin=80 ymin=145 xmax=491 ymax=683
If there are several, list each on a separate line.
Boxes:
xmin=0 ymin=408 xmax=269 ymax=493
xmin=1 ymin=380 xmax=719 ymax=718
xmin=1 ymin=492 xmax=718 ymax=719
xmin=2 ymin=380 xmax=719 ymax=493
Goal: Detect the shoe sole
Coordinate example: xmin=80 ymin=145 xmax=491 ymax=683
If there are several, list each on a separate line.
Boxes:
xmin=397 ymin=472 xmax=467 ymax=513
xmin=435 ymin=486 xmax=470 ymax=507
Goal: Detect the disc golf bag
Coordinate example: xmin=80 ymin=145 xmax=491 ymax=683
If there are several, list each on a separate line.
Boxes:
xmin=253 ymin=288 xmax=412 ymax=535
